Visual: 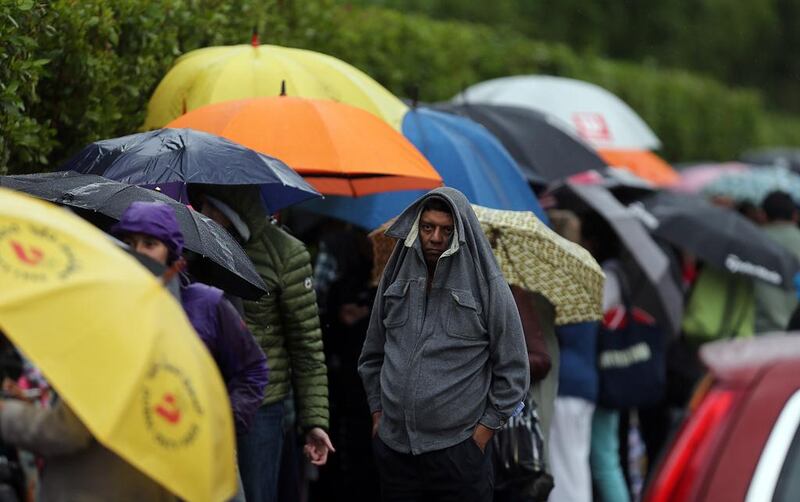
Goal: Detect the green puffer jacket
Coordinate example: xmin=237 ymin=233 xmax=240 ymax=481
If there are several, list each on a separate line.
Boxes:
xmin=203 ymin=186 xmax=328 ymax=431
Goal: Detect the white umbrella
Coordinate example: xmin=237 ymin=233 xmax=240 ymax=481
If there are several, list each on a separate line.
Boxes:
xmin=454 ymin=75 xmax=661 ymax=151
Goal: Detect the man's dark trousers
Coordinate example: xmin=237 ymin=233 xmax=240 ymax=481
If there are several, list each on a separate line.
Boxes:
xmin=372 ymin=436 xmax=494 ymax=502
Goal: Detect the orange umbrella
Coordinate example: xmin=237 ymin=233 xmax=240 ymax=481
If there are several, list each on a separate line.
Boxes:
xmin=167 ymin=96 xmax=441 ymax=197
xmin=599 ymin=149 xmax=679 ymax=187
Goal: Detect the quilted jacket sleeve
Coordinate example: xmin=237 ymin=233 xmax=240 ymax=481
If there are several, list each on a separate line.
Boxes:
xmin=279 ymin=240 xmax=329 ymax=431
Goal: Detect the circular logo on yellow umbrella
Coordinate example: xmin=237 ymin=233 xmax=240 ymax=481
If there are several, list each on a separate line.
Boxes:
xmin=142 ymin=361 xmax=204 ymax=449
xmin=0 ymin=223 xmax=78 ymax=282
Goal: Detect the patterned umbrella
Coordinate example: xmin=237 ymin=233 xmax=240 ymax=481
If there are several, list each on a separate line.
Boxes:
xmin=369 ymin=205 xmax=604 ymax=325
xmin=702 ymin=166 xmax=800 ymax=205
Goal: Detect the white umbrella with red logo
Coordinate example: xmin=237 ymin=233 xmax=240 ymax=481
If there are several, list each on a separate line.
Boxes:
xmin=454 ymin=75 xmax=661 ymax=151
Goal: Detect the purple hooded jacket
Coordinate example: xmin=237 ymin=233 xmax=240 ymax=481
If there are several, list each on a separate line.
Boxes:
xmin=113 ymin=202 xmax=269 ymax=434
xmin=180 ymin=282 xmax=269 ymax=434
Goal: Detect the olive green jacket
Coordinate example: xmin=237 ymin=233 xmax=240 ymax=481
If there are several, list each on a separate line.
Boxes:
xmin=204 ymin=186 xmax=329 ymax=431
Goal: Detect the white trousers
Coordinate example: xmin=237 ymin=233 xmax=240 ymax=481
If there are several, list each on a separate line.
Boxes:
xmin=548 ymin=396 xmax=595 ymax=502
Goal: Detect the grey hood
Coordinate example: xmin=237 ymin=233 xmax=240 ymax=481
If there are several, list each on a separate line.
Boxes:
xmin=359 ymin=187 xmax=530 ymax=455
xmin=383 ymin=187 xmax=503 ymax=290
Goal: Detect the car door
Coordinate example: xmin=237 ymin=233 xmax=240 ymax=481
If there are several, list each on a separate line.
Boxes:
xmin=702 ymin=360 xmax=800 ymax=501
xmin=746 ymin=386 xmax=800 ymax=501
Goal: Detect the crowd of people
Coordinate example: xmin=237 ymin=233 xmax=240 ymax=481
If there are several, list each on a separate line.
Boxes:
xmin=301 ymin=187 xmax=800 ymax=502
xmin=0 ymin=181 xmax=798 ymax=502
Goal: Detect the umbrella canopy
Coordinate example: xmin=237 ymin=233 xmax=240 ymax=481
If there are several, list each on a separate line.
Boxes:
xmin=629 ymin=191 xmax=800 ymax=289
xmin=0 ymin=171 xmax=268 ymax=300
xmin=368 ymin=204 xmax=604 ymax=325
xmin=702 ymin=166 xmax=800 ymax=205
xmin=61 ymin=128 xmax=320 ymax=213
xmin=566 ymin=168 xmax=656 ymax=204
xmin=556 ymin=183 xmax=684 ymax=335
xmin=740 ymin=147 xmax=800 ymax=172
xmin=167 ymin=96 xmax=441 ymax=197
xmin=299 ymin=107 xmax=546 ymax=230
xmin=0 ymin=188 xmax=236 ymax=502
xmin=671 ymin=162 xmax=750 ymax=193
xmin=433 ymin=102 xmax=606 ymax=184
xmin=598 ymin=149 xmax=679 ymax=187
xmin=144 ymin=42 xmax=407 ymax=130
xmin=455 ymin=75 xmax=661 ymax=150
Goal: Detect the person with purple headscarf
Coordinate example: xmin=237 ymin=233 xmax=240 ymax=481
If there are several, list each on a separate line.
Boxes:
xmin=111 ymin=202 xmax=269 ymax=436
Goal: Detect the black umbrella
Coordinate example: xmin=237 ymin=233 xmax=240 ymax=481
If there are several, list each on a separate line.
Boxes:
xmin=433 ymin=103 xmax=607 ymax=184
xmin=61 ymin=128 xmax=321 ymax=213
xmin=554 ymin=182 xmax=684 ymax=336
xmin=630 ymin=192 xmax=800 ymax=289
xmin=0 ymin=172 xmax=269 ymax=300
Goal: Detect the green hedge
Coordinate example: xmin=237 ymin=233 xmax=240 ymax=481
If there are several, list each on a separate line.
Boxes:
xmin=1 ymin=2 xmax=798 ymax=176
xmin=320 ymin=8 xmax=774 ymax=162
xmin=343 ymin=0 xmax=794 ymax=113
xmin=0 ymin=0 xmax=337 ymax=175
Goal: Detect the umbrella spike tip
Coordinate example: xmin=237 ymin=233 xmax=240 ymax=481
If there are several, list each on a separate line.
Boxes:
xmin=251 ymin=26 xmax=259 ymax=47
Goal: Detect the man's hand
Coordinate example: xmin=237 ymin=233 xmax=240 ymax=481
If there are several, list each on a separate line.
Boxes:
xmin=472 ymin=423 xmax=494 ymax=453
xmin=304 ymin=427 xmax=335 ymax=466
xmin=371 ymin=411 xmax=382 ymax=438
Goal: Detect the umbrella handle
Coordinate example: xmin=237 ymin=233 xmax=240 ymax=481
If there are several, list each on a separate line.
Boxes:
xmin=488 ymin=228 xmax=500 ymax=249
xmin=161 ymin=258 xmax=186 ymax=286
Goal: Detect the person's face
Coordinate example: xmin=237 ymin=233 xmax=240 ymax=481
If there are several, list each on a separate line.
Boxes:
xmin=199 ymin=198 xmax=233 ymax=230
xmin=419 ymin=209 xmax=454 ymax=268
xmin=122 ymin=232 xmax=170 ymax=266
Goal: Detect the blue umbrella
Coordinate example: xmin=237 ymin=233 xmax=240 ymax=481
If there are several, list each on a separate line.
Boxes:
xmin=61 ymin=128 xmax=321 ymax=213
xmin=301 ymin=107 xmax=546 ymax=230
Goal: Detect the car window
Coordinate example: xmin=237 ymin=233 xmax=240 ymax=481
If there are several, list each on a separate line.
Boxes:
xmin=774 ymin=427 xmax=800 ymax=501
xmin=746 ymin=390 xmax=800 ymax=502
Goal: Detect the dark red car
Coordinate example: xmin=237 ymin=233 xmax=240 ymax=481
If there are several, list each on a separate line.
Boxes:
xmin=644 ymin=334 xmax=800 ymax=502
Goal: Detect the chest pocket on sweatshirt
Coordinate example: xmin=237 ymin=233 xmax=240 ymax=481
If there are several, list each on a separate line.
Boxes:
xmin=383 ymin=281 xmax=410 ymax=329
xmin=446 ymin=290 xmax=487 ymax=340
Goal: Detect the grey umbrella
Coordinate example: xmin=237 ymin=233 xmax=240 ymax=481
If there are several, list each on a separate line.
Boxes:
xmin=560 ymin=182 xmax=684 ymax=335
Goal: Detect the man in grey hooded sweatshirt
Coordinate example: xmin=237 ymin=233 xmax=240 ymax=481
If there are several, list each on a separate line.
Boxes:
xmin=359 ymin=188 xmax=530 ymax=501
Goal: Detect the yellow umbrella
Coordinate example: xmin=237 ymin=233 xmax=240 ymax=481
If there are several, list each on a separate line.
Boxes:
xmin=0 ymin=188 xmax=236 ymax=502
xmin=369 ymin=205 xmax=605 ymax=325
xmin=144 ymin=42 xmax=408 ymax=130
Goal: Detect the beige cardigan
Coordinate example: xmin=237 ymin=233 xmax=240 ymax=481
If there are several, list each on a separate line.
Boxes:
xmin=0 ymin=399 xmax=176 ymax=502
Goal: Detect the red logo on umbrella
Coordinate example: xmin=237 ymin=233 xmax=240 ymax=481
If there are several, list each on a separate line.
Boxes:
xmin=155 ymin=393 xmax=182 ymax=424
xmin=573 ymin=113 xmax=612 ymax=143
xmin=141 ymin=362 xmax=202 ymax=448
xmin=10 ymin=240 xmax=44 ymax=266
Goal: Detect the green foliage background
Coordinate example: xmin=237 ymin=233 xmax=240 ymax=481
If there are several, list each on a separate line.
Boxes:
xmin=2 ymin=0 xmax=799 ymax=176
xmin=349 ymin=0 xmax=800 ymax=113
